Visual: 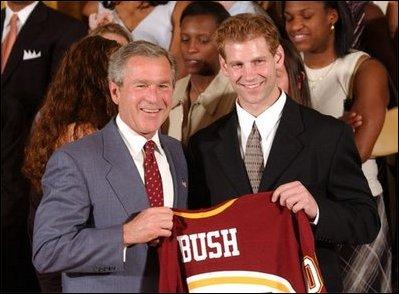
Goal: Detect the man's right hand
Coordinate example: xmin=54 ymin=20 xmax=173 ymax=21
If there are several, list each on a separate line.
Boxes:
xmin=122 ymin=207 xmax=173 ymax=246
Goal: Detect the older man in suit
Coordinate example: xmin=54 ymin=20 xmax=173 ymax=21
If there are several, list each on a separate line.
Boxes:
xmin=186 ymin=14 xmax=380 ymax=292
xmin=32 ymin=41 xmax=188 ymax=292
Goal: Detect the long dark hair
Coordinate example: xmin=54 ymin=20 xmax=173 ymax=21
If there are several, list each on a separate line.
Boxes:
xmin=23 ymin=36 xmax=121 ymax=193
xmin=323 ymin=1 xmax=354 ymax=57
xmin=281 ymin=38 xmax=312 ymax=107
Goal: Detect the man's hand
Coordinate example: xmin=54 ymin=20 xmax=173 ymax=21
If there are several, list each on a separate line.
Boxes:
xmin=122 ymin=207 xmax=173 ymax=246
xmin=271 ymin=181 xmax=318 ymax=220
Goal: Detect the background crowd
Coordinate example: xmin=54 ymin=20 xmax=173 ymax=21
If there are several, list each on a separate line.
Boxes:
xmin=1 ymin=1 xmax=397 ymax=292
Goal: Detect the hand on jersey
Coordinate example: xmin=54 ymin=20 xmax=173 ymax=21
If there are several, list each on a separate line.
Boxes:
xmin=122 ymin=207 xmax=173 ymax=246
xmin=272 ymin=181 xmax=318 ymax=221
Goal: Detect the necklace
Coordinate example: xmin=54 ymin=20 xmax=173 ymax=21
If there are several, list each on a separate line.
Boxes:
xmin=307 ymin=59 xmax=337 ymax=91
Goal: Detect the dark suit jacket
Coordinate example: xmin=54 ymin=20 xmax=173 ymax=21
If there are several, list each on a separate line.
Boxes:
xmin=1 ymin=94 xmax=39 ymax=292
xmin=1 ymin=2 xmax=87 ymax=123
xmin=186 ymin=96 xmax=380 ymax=292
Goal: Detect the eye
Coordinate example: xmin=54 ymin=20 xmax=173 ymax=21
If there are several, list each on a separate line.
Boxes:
xmin=231 ymin=63 xmax=243 ymax=69
xmin=199 ymin=37 xmax=210 ymax=44
xmin=181 ymin=35 xmax=189 ymax=43
xmin=158 ymin=83 xmax=171 ymax=89
xmin=301 ymin=11 xmax=314 ymax=19
xmin=253 ymin=59 xmax=266 ymax=65
xmin=135 ymin=83 xmax=147 ymax=88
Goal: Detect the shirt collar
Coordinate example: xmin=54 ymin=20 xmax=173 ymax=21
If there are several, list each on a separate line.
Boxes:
xmin=236 ymin=90 xmax=287 ymax=141
xmin=5 ymin=1 xmax=39 ymax=30
xmin=171 ymin=71 xmax=234 ymax=115
xmin=115 ymin=114 xmax=164 ymax=158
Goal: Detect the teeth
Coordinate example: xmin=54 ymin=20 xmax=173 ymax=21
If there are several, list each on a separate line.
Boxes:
xmin=293 ymin=34 xmax=307 ymax=41
xmin=142 ymin=108 xmax=160 ymax=113
xmin=241 ymin=82 xmax=262 ymax=89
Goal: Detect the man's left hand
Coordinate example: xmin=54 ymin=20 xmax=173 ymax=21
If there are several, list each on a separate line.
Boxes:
xmin=271 ymin=181 xmax=318 ymax=220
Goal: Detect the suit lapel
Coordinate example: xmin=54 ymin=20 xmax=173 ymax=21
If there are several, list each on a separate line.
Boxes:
xmin=214 ymin=111 xmax=252 ymax=197
xmin=1 ymin=2 xmax=47 ymax=85
xmin=102 ymin=120 xmax=149 ymax=216
xmin=260 ymin=97 xmax=304 ymax=191
xmin=159 ymin=135 xmax=181 ymax=208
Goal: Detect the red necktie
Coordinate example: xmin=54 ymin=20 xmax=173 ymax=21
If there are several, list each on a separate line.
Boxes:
xmin=1 ymin=13 xmax=18 ymax=73
xmin=143 ymin=140 xmax=164 ymax=207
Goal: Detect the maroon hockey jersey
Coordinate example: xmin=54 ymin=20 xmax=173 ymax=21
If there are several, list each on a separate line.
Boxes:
xmin=158 ymin=192 xmax=326 ymax=293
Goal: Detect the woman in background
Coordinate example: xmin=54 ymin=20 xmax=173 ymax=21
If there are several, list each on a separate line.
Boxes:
xmin=284 ymin=2 xmax=391 ymax=292
xmin=85 ymin=1 xmax=190 ymax=78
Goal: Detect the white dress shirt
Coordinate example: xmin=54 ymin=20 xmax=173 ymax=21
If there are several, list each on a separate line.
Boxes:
xmin=2 ymin=1 xmax=39 ymax=43
xmin=236 ymin=91 xmax=319 ymax=225
xmin=236 ymin=91 xmax=286 ymax=165
xmin=116 ymin=115 xmax=174 ymax=208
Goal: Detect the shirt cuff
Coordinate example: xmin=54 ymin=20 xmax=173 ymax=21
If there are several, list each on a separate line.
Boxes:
xmin=311 ymin=208 xmax=319 ymax=226
xmin=123 ymin=246 xmax=127 ymax=263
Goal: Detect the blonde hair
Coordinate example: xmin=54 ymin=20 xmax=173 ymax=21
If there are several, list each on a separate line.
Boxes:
xmin=214 ymin=13 xmax=280 ymax=58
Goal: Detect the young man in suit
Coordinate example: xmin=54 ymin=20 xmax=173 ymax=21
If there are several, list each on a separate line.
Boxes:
xmin=32 ymin=41 xmax=188 ymax=292
xmin=1 ymin=1 xmax=87 ymax=124
xmin=186 ymin=13 xmax=380 ymax=292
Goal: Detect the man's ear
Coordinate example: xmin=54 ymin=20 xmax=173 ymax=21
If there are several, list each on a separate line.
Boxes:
xmin=274 ymin=44 xmax=285 ymax=70
xmin=109 ymin=81 xmax=120 ymax=105
xmin=219 ymin=55 xmax=229 ymax=77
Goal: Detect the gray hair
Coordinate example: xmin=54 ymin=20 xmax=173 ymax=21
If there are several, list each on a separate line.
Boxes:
xmin=108 ymin=40 xmax=177 ymax=86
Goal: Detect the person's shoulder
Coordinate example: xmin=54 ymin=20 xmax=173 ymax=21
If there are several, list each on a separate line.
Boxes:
xmin=173 ymin=75 xmax=190 ymax=99
xmin=55 ymin=128 xmax=103 ymax=159
xmin=297 ymin=103 xmax=349 ymax=138
xmin=190 ymin=110 xmax=235 ymax=143
xmin=160 ymin=133 xmax=182 ymax=147
xmin=42 ymin=3 xmax=87 ymax=31
xmin=363 ymin=2 xmax=385 ymax=22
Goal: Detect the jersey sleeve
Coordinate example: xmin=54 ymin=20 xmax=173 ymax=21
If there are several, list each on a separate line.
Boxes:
xmin=296 ymin=211 xmax=327 ymax=293
xmin=158 ymin=215 xmax=188 ymax=292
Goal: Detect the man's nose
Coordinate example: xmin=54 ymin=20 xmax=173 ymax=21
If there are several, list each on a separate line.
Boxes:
xmin=146 ymin=85 xmax=160 ymax=102
xmin=242 ymin=64 xmax=257 ymax=80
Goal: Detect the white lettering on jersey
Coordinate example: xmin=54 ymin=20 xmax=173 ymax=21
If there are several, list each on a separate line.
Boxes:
xmin=177 ymin=228 xmax=240 ymax=263
xmin=220 ymin=228 xmax=240 ymax=257
xmin=177 ymin=235 xmax=191 ymax=263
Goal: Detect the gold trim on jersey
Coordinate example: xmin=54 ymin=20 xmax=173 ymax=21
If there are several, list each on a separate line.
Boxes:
xmin=174 ymin=199 xmax=237 ymax=219
xmin=188 ymin=276 xmax=293 ymax=292
xmin=186 ymin=271 xmax=296 ymax=292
